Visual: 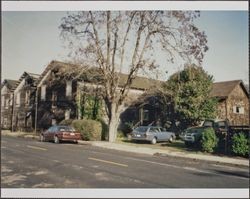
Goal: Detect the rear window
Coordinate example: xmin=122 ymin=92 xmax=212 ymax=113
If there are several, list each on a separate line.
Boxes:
xmin=135 ymin=127 xmax=148 ymax=132
xmin=215 ymin=122 xmax=226 ymax=128
xmin=58 ymin=126 xmax=75 ymax=132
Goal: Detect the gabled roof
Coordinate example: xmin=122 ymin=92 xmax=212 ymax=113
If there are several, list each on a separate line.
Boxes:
xmin=37 ymin=60 xmax=162 ymax=90
xmin=1 ymin=79 xmax=19 ymax=90
xmin=211 ymin=80 xmax=249 ymax=99
xmin=11 ymin=71 xmax=40 ymax=91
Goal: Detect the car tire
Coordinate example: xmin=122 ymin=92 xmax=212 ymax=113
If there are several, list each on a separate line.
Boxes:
xmin=169 ymin=136 xmax=174 ymax=143
xmin=151 ymin=137 xmax=157 ymax=144
xmin=40 ymin=134 xmax=45 ymax=142
xmin=54 ymin=136 xmax=60 ymax=144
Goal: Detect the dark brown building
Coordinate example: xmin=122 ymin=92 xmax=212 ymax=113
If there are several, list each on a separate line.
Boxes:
xmin=35 ymin=61 xmax=79 ymax=130
xmin=11 ymin=72 xmax=40 ymax=131
xmin=211 ymin=80 xmax=249 ymax=125
xmin=35 ymin=60 xmax=160 ymax=129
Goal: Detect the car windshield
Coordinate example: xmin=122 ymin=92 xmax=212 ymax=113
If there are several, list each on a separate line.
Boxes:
xmin=203 ymin=121 xmax=213 ymax=127
xmin=215 ymin=122 xmax=226 ymax=128
xmin=58 ymin=126 xmax=75 ymax=132
xmin=135 ymin=127 xmax=148 ymax=133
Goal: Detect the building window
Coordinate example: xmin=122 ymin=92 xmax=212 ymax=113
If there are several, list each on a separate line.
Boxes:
xmin=3 ymin=118 xmax=8 ymax=127
xmin=25 ymin=90 xmax=30 ymax=105
xmin=9 ymin=95 xmax=13 ymax=106
xmin=51 ymin=91 xmax=57 ymax=102
xmin=16 ymin=92 xmax=21 ymax=106
xmin=1 ymin=96 xmax=5 ymax=107
xmin=143 ymin=110 xmax=149 ymax=121
xmin=65 ymin=109 xmax=71 ymax=120
xmin=66 ymin=80 xmax=72 ymax=98
xmin=233 ymin=106 xmax=244 ymax=114
xmin=41 ymin=85 xmax=46 ymax=101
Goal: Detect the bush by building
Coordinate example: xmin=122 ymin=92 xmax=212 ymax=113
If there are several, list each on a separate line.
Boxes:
xmin=200 ymin=128 xmax=218 ymax=153
xmin=231 ymin=133 xmax=249 ymax=157
xmin=72 ymin=119 xmax=102 ymax=141
xmin=59 ymin=119 xmax=74 ymax=126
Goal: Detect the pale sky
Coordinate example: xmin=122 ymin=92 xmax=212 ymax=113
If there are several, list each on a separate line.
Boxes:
xmin=2 ymin=11 xmax=249 ymax=84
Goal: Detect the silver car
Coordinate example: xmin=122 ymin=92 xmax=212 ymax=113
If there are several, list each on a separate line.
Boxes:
xmin=131 ymin=126 xmax=175 ymax=144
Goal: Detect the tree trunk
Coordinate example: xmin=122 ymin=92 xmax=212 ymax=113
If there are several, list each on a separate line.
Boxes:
xmin=108 ymin=103 xmax=121 ymax=142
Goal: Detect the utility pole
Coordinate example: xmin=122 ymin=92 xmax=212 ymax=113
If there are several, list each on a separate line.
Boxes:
xmin=34 ymin=88 xmax=38 ymax=134
xmin=11 ymin=93 xmax=15 ymax=132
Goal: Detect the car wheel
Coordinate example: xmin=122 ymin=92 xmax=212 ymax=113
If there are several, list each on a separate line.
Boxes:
xmin=151 ymin=137 xmax=157 ymax=144
xmin=40 ymin=134 xmax=45 ymax=142
xmin=54 ymin=136 xmax=60 ymax=144
xmin=185 ymin=141 xmax=191 ymax=147
xmin=169 ymin=136 xmax=174 ymax=143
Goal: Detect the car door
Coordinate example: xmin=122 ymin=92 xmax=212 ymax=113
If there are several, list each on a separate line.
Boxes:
xmin=151 ymin=127 xmax=161 ymax=140
xmin=44 ymin=127 xmax=52 ymax=141
xmin=48 ymin=126 xmax=56 ymax=141
xmin=160 ymin=127 xmax=170 ymax=141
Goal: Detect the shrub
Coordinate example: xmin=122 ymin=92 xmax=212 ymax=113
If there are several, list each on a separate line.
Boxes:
xmin=72 ymin=119 xmax=102 ymax=141
xmin=231 ymin=133 xmax=249 ymax=157
xmin=200 ymin=128 xmax=218 ymax=153
xmin=59 ymin=119 xmax=74 ymax=126
xmin=117 ymin=130 xmax=126 ymax=140
xmin=118 ymin=122 xmax=133 ymax=136
xmin=98 ymin=119 xmax=109 ymax=141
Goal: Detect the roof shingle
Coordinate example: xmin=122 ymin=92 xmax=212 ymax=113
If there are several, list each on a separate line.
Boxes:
xmin=211 ymin=80 xmax=249 ymax=99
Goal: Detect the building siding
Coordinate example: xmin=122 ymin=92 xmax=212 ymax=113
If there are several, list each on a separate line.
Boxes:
xmin=227 ymin=84 xmax=249 ymax=125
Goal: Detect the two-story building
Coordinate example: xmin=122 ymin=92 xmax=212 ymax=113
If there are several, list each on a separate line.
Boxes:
xmin=11 ymin=72 xmax=40 ymax=131
xmin=1 ymin=79 xmax=18 ymax=129
xmin=211 ymin=80 xmax=249 ymax=125
xmin=35 ymin=60 xmax=160 ymax=130
xmin=2 ymin=61 xmax=249 ymax=132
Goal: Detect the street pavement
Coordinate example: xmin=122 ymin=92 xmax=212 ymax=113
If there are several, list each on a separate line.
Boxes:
xmin=2 ymin=130 xmax=248 ymax=167
xmin=1 ymin=135 xmax=249 ymax=188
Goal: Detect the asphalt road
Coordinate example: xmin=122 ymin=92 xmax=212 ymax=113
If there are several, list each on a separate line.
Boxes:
xmin=1 ymin=135 xmax=249 ymax=188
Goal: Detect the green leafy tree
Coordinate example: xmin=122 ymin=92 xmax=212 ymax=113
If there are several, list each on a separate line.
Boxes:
xmin=163 ymin=65 xmax=217 ymax=131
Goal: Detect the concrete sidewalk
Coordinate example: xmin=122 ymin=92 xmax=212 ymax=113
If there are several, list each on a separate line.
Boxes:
xmin=1 ymin=130 xmax=248 ymax=167
xmin=78 ymin=140 xmax=249 ymax=167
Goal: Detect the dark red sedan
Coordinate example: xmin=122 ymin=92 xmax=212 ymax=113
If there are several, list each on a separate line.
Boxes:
xmin=40 ymin=125 xmax=81 ymax=144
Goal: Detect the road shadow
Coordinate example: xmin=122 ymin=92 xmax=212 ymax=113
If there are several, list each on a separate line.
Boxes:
xmin=192 ymin=169 xmax=249 ymax=179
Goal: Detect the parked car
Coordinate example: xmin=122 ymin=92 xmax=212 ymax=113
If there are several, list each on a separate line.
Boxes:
xmin=180 ymin=119 xmax=229 ymax=146
xmin=40 ymin=125 xmax=82 ymax=144
xmin=131 ymin=126 xmax=176 ymax=144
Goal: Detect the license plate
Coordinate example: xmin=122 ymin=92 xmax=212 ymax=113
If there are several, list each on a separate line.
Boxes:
xmin=136 ymin=134 xmax=141 ymax=137
xmin=70 ymin=133 xmax=75 ymax=136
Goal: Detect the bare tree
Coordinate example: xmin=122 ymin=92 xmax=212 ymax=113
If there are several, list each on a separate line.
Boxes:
xmin=59 ymin=11 xmax=208 ymax=142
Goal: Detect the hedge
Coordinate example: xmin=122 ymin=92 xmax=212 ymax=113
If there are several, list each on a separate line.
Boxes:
xmin=200 ymin=128 xmax=218 ymax=153
xmin=59 ymin=119 xmax=74 ymax=126
xmin=231 ymin=133 xmax=249 ymax=157
xmin=71 ymin=119 xmax=102 ymax=141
